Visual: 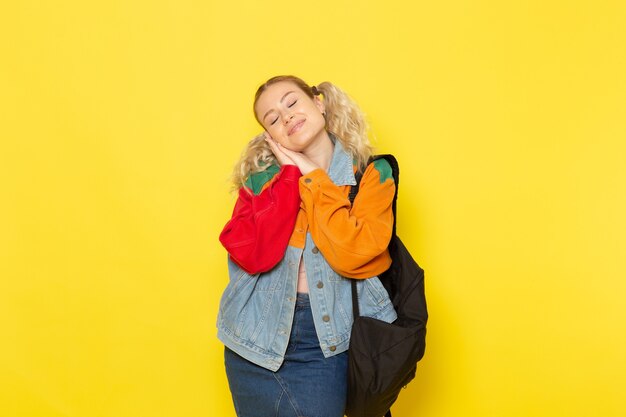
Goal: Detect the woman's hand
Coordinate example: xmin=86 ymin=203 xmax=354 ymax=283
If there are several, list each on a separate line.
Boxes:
xmin=264 ymin=135 xmax=320 ymax=175
xmin=264 ymin=133 xmax=295 ymax=167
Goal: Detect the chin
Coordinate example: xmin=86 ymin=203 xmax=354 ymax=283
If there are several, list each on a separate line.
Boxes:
xmin=290 ymin=130 xmax=323 ymax=151
xmin=282 ymin=136 xmax=310 ymax=152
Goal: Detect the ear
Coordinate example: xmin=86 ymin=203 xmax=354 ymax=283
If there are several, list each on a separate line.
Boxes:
xmin=313 ymin=96 xmax=325 ymax=114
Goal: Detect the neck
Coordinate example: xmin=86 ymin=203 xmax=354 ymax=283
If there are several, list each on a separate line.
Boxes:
xmin=303 ymin=130 xmax=334 ymax=171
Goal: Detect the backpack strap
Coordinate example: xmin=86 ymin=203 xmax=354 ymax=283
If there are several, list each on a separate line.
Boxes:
xmin=349 ymin=154 xmax=400 ymax=318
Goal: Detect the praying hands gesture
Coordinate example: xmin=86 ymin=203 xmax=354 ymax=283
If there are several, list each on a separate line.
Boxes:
xmin=264 ymin=133 xmax=320 ymax=175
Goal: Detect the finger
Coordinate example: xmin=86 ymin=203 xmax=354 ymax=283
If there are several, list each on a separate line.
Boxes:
xmin=263 ymin=133 xmax=279 ymax=151
xmin=271 ymin=144 xmax=317 ymax=174
xmin=265 ymin=138 xmax=296 ymax=166
xmin=267 ymin=138 xmax=289 ymax=155
xmin=272 ymin=140 xmax=298 ymax=157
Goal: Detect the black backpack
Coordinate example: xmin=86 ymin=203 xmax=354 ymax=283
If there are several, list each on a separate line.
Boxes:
xmin=345 ymin=154 xmax=428 ymax=417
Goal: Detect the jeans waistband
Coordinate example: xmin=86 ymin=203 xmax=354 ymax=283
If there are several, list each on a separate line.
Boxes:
xmin=296 ymin=292 xmax=310 ymax=308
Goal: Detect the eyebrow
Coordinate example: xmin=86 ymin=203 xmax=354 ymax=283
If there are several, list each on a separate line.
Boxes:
xmin=262 ymin=91 xmax=296 ymax=122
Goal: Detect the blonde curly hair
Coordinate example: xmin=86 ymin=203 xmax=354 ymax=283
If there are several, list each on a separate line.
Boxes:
xmin=231 ymin=75 xmax=374 ymax=190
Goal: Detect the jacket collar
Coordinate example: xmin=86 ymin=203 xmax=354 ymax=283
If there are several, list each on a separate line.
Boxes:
xmin=327 ymin=132 xmax=357 ymax=186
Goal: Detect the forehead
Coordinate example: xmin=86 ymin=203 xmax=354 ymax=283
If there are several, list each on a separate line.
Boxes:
xmin=255 ymin=81 xmax=303 ymax=112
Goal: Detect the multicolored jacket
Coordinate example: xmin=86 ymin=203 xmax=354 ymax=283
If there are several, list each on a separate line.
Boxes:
xmin=217 ymin=135 xmax=397 ymax=371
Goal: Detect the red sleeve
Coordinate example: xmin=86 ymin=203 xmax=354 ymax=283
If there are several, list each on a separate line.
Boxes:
xmin=219 ymin=165 xmax=301 ymax=274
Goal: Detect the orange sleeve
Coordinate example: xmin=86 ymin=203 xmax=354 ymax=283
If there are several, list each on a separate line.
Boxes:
xmin=299 ymin=161 xmax=395 ymax=278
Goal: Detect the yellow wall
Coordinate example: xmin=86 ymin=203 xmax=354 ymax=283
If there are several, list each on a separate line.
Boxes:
xmin=1 ymin=1 xmax=625 ymax=416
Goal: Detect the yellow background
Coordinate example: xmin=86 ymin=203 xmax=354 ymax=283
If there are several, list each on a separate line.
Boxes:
xmin=1 ymin=0 xmax=625 ymax=416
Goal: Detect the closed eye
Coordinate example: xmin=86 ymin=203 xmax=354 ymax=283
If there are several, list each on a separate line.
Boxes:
xmin=269 ymin=100 xmax=297 ymax=125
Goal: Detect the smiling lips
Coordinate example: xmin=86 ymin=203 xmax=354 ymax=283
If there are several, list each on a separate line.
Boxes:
xmin=288 ymin=120 xmax=305 ymax=136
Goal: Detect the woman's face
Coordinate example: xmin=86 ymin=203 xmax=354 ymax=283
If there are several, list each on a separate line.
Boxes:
xmin=254 ymin=81 xmax=326 ymax=152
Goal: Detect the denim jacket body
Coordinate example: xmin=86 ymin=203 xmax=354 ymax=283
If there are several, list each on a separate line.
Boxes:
xmin=216 ymin=139 xmax=397 ymax=372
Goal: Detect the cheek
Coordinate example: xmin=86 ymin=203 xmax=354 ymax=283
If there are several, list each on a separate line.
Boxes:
xmin=266 ymin=124 xmax=287 ymax=142
xmin=307 ymin=113 xmax=326 ymax=131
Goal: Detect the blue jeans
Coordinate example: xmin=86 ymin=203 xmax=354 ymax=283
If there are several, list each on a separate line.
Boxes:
xmin=224 ymin=293 xmax=348 ymax=417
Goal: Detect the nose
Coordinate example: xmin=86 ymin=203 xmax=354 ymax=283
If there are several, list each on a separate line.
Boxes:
xmin=283 ymin=114 xmax=294 ymax=125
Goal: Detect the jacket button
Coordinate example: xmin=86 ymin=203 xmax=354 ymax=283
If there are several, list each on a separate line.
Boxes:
xmin=317 ymin=281 xmax=323 ymax=289
xmin=329 ymin=345 xmax=336 ymax=352
xmin=304 ymin=178 xmax=312 ymax=184
xmin=322 ymin=315 xmax=330 ymax=322
xmin=312 ymin=247 xmax=319 ymax=254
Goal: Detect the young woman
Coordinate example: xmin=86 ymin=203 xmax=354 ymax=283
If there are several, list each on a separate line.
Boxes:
xmin=217 ymin=75 xmax=397 ymax=417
